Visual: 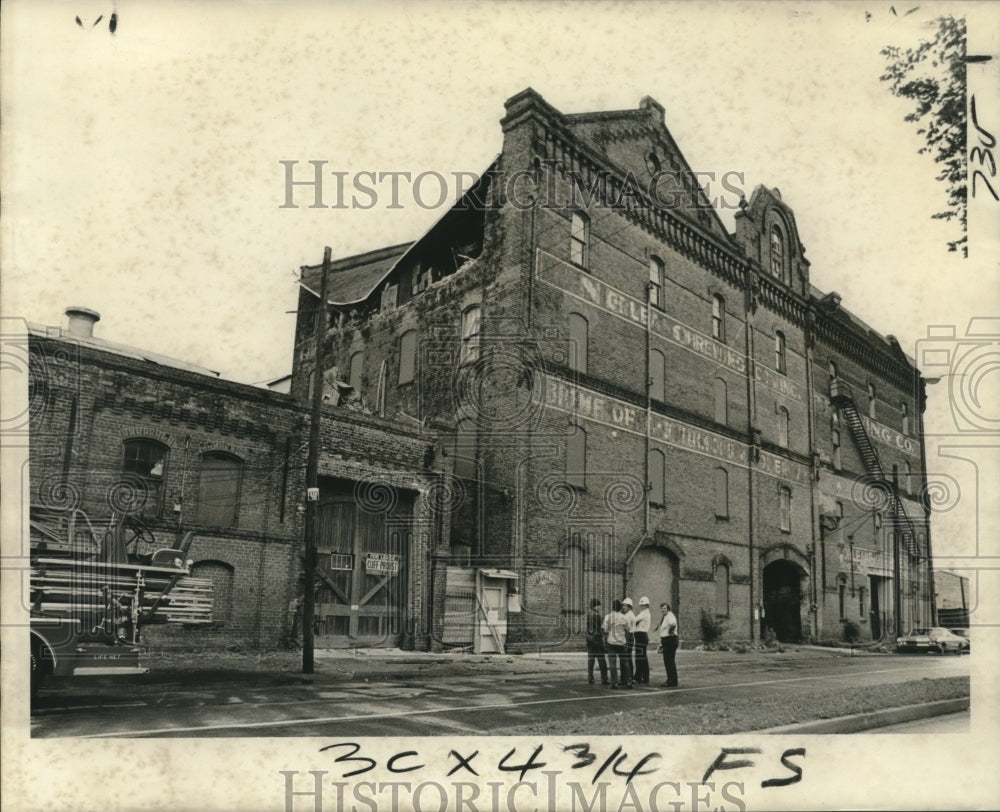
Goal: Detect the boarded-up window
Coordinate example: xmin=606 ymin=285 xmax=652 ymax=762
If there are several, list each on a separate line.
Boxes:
xmin=715 ymin=562 xmax=729 ymax=617
xmin=649 ymin=448 xmax=665 ymax=506
xmin=566 ymin=542 xmax=584 ymax=613
xmin=349 ymin=351 xmax=364 ymax=394
xmin=461 ymin=305 xmax=481 ymax=364
xmin=777 ymin=405 xmax=789 ymax=448
xmin=196 ymin=452 xmax=242 ymax=528
xmin=649 ymin=348 xmax=665 ymax=401
xmin=779 ymin=487 xmax=791 ymax=532
xmin=398 ymin=330 xmax=417 ymax=384
xmin=569 ymin=313 xmax=588 ymax=374
xmin=121 ymin=439 xmax=168 ymax=515
xmin=454 ymin=418 xmax=477 ymax=480
xmin=714 ymin=378 xmax=727 ymax=425
xmin=714 ymin=467 xmax=729 ymax=518
xmin=191 ymin=560 xmax=234 ymax=624
xmin=567 ymin=424 xmax=586 ymax=489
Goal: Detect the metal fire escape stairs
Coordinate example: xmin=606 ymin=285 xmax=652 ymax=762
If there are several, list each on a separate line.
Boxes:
xmin=829 ymin=380 xmax=920 ymax=560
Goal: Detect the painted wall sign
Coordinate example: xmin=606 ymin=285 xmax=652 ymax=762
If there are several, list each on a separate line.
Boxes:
xmin=544 ymin=377 xmax=807 ymax=483
xmin=838 ymin=543 xmax=892 ymax=576
xmin=538 ymin=252 xmax=806 ymax=403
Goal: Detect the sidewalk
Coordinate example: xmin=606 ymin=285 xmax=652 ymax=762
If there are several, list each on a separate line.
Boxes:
xmin=143 ymin=642 xmax=885 ymax=686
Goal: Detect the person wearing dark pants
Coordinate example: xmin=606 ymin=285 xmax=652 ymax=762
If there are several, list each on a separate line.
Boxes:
xmin=621 ymin=597 xmax=637 ymax=685
xmin=586 ymin=598 xmax=609 ymax=685
xmin=656 ymin=602 xmax=679 ymax=687
xmin=633 ymin=596 xmax=652 ymax=684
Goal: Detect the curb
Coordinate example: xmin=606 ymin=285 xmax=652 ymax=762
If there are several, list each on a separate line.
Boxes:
xmin=758 ymin=696 xmax=970 ymax=734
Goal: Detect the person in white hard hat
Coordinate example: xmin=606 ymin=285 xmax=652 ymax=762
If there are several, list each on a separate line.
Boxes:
xmin=621 ymin=597 xmax=637 ymax=686
xmin=656 ymin=601 xmax=679 ymax=687
xmin=633 ymin=596 xmax=652 ymax=684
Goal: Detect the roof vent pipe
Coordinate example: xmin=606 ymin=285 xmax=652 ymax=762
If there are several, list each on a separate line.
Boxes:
xmin=65 ymin=307 xmax=101 ymax=338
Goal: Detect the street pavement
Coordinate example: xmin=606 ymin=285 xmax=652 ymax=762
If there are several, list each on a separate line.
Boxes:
xmin=30 ymin=646 xmax=970 ymax=738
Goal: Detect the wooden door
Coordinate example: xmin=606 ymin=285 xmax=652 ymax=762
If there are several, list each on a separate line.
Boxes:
xmin=314 ymin=484 xmax=412 ymax=647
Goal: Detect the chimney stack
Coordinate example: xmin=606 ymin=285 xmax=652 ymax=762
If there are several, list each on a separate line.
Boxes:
xmin=65 ymin=307 xmax=101 ymax=338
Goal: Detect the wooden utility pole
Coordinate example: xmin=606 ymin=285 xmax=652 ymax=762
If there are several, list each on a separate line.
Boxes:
xmin=302 ymin=246 xmax=331 ymax=674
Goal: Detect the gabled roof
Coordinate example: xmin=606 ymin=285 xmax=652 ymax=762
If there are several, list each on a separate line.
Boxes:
xmin=562 ymin=95 xmax=732 ymax=243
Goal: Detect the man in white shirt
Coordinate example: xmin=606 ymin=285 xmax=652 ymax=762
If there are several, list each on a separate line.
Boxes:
xmin=633 ymin=596 xmax=652 ymax=684
xmin=656 ymin=602 xmax=679 ymax=687
xmin=602 ymin=599 xmax=633 ymax=689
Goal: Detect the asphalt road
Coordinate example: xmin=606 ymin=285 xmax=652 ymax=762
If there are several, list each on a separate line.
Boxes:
xmin=30 ymin=650 xmax=969 ymax=738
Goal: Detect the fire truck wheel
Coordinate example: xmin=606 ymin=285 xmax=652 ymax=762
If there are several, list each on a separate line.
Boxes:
xmin=30 ymin=639 xmax=47 ymax=700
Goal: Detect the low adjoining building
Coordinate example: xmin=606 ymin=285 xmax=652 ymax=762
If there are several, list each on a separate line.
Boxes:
xmin=25 ymin=307 xmax=444 ymax=651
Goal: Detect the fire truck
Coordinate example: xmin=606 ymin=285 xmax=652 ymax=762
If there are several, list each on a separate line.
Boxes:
xmin=29 ymin=508 xmax=213 ymax=697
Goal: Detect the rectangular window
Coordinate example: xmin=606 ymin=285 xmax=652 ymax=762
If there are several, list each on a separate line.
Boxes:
xmin=460 ymin=306 xmax=482 ymax=364
xmin=398 ymin=330 xmax=417 ymax=384
xmin=839 ymin=582 xmax=846 ymax=620
xmin=775 ymin=331 xmax=787 ymax=375
xmin=859 ymin=587 xmax=866 ymax=618
xmin=868 ymin=383 xmax=876 ymax=419
xmin=777 ymin=405 xmax=789 ymax=448
xmin=649 ymin=258 xmax=663 ymax=308
xmin=712 ymin=295 xmax=725 ymax=341
xmin=122 ymin=439 xmax=168 ymax=515
xmin=570 ymin=213 xmax=589 ymax=268
xmin=832 ymin=429 xmax=841 ymax=470
xmin=901 ymin=402 xmax=909 ymax=435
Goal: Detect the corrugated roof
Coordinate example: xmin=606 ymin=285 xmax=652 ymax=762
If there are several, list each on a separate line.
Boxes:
xmin=299 ymin=242 xmax=412 ymax=306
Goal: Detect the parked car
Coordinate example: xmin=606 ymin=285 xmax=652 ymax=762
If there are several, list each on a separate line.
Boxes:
xmin=952 ymin=628 xmax=971 ymax=652
xmin=896 ymin=627 xmax=970 ymax=655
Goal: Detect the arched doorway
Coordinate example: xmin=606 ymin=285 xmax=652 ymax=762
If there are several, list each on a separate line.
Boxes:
xmin=762 ymin=559 xmax=804 ymax=642
xmin=626 ymin=545 xmax=679 ymax=620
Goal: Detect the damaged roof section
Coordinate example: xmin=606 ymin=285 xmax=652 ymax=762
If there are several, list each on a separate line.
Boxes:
xmin=299 ymin=243 xmax=412 ymax=306
xmin=299 ymin=161 xmax=495 ymax=308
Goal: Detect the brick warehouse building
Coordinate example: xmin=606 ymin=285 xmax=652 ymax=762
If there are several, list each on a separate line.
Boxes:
xmin=25 ymin=308 xmax=445 ymax=651
xmin=291 ymin=88 xmax=935 ymax=650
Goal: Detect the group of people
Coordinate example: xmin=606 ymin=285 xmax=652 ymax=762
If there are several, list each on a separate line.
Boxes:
xmin=586 ymin=596 xmax=678 ymax=689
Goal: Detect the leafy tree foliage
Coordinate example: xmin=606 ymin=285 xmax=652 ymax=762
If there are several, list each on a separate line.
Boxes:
xmin=881 ymin=16 xmax=967 ymax=256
